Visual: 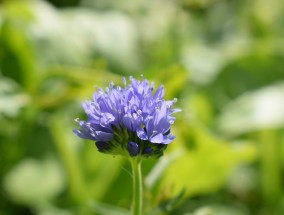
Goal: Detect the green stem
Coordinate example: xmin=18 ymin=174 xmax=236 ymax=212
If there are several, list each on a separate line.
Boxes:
xmin=258 ymin=130 xmax=282 ymax=207
xmin=130 ymin=158 xmax=143 ymax=215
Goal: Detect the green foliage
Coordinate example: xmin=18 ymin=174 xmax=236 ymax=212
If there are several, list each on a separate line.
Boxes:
xmin=158 ymin=126 xmax=257 ymax=197
xmin=3 ymin=157 xmax=65 ymax=204
xmin=0 ymin=0 xmax=284 ymax=215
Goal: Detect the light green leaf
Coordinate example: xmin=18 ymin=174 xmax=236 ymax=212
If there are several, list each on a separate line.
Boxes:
xmin=3 ymin=157 xmax=65 ymax=205
xmin=0 ymin=77 xmax=30 ymax=117
xmin=190 ymin=205 xmax=249 ymax=215
xmin=89 ymin=201 xmax=130 ymax=215
xmin=217 ymin=82 xmax=284 ymax=135
xmin=154 ymin=126 xmax=257 ymax=198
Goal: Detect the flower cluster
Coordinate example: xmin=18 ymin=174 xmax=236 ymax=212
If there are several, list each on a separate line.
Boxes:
xmin=73 ymin=77 xmax=179 ymax=158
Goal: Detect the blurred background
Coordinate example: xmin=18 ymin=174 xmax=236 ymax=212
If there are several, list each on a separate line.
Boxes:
xmin=0 ymin=0 xmax=284 ymax=214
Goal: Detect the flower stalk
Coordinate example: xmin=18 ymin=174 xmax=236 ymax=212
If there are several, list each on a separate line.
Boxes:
xmin=130 ymin=158 xmax=143 ymax=215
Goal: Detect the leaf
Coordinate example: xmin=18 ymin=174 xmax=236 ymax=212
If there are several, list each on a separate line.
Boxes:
xmin=152 ymin=126 xmax=257 ymax=199
xmin=200 ymin=40 xmax=284 ymax=110
xmin=88 ymin=201 xmax=130 ymax=215
xmin=2 ymin=157 xmax=65 ymax=205
xmin=147 ymin=190 xmax=186 ymax=215
xmin=0 ymin=77 xmax=30 ymax=118
xmin=217 ymin=82 xmax=284 ymax=135
xmin=191 ymin=205 xmax=250 ymax=215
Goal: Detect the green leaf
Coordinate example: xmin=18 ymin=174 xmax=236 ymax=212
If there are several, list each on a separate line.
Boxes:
xmin=0 ymin=77 xmax=30 ymax=118
xmin=152 ymin=126 xmax=257 ymax=199
xmin=2 ymin=157 xmax=65 ymax=205
xmin=88 ymin=201 xmax=130 ymax=215
xmin=191 ymin=205 xmax=250 ymax=215
xmin=217 ymin=83 xmax=284 ymax=135
xmin=147 ymin=190 xmax=186 ymax=215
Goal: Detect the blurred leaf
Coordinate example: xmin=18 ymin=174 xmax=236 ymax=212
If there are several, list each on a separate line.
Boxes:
xmin=1 ymin=0 xmax=140 ymax=82
xmin=0 ymin=77 xmax=30 ymax=118
xmin=181 ymin=45 xmax=223 ymax=85
xmin=81 ymin=142 xmax=125 ymax=201
xmin=3 ymin=157 xmax=65 ymax=205
xmin=62 ymin=9 xmax=139 ymax=71
xmin=51 ymin=110 xmax=125 ymax=203
xmin=148 ymin=190 xmax=186 ymax=215
xmin=0 ymin=0 xmax=39 ymax=92
xmin=203 ymin=47 xmax=284 ymax=110
xmin=34 ymin=202 xmax=74 ymax=215
xmin=89 ymin=201 xmax=130 ymax=215
xmin=50 ymin=113 xmax=87 ymax=203
xmin=35 ymin=67 xmax=121 ymax=109
xmin=148 ymin=65 xmax=188 ymax=99
xmin=217 ymin=82 xmax=284 ymax=135
xmin=190 ymin=205 xmax=249 ymax=215
xmin=154 ymin=126 xmax=257 ymax=198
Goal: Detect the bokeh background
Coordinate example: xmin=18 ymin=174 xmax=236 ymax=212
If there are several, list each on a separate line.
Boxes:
xmin=0 ymin=0 xmax=284 ymax=214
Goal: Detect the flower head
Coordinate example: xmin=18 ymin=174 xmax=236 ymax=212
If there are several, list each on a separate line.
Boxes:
xmin=74 ymin=76 xmax=180 ymax=158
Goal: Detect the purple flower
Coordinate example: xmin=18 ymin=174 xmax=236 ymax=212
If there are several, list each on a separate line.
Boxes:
xmin=74 ymin=76 xmax=180 ymax=158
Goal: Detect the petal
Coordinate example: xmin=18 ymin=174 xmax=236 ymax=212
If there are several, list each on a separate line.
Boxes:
xmin=95 ymin=131 xmax=113 ymax=141
xmin=150 ymin=133 xmax=164 ymax=143
xmin=100 ymin=112 xmax=115 ymax=125
xmin=171 ymin=108 xmax=182 ymax=113
xmin=122 ymin=115 xmax=134 ymax=131
xmin=136 ymin=127 xmax=148 ymax=140
xmin=155 ymin=118 xmax=171 ymax=133
xmin=145 ymin=118 xmax=155 ymax=136
xmin=154 ymin=102 xmax=167 ymax=125
xmin=89 ymin=122 xmax=112 ymax=133
xmin=73 ymin=129 xmax=96 ymax=140
xmin=73 ymin=129 xmax=91 ymax=139
xmin=162 ymin=134 xmax=175 ymax=144
xmin=154 ymin=85 xmax=164 ymax=99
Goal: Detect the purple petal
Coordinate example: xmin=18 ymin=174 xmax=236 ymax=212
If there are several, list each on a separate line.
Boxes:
xmin=154 ymin=102 xmax=167 ymax=125
xmin=73 ymin=129 xmax=94 ymax=140
xmin=153 ymin=85 xmax=164 ymax=99
xmin=122 ymin=114 xmax=134 ymax=131
xmin=73 ymin=129 xmax=84 ymax=138
xmin=145 ymin=118 xmax=155 ymax=136
xmin=162 ymin=134 xmax=176 ymax=144
xmin=150 ymin=133 xmax=164 ymax=143
xmin=136 ymin=127 xmax=148 ymax=140
xmin=100 ymin=112 xmax=115 ymax=125
xmin=95 ymin=131 xmax=113 ymax=141
xmin=155 ymin=118 xmax=171 ymax=133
